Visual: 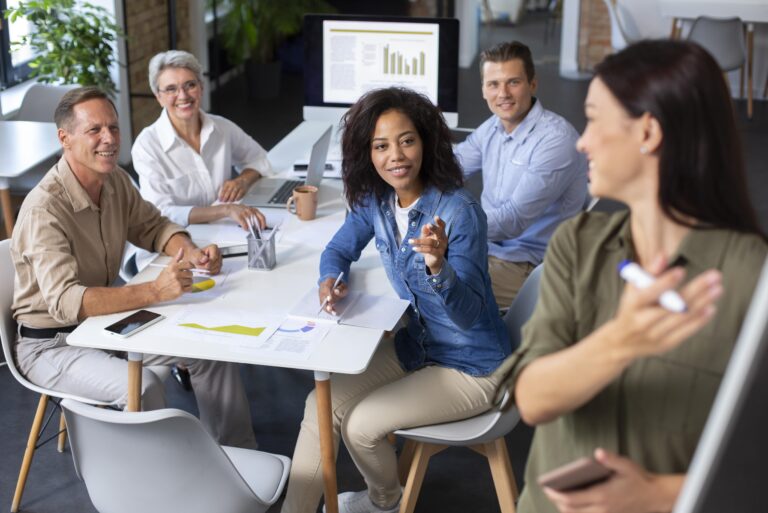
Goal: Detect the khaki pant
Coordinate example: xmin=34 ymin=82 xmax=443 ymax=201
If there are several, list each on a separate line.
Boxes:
xmin=281 ymin=337 xmax=500 ymax=513
xmin=488 ymin=256 xmax=536 ymax=310
xmin=15 ymin=330 xmax=256 ymax=448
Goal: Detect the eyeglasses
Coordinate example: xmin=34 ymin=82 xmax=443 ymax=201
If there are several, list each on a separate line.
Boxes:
xmin=158 ymin=80 xmax=200 ymax=96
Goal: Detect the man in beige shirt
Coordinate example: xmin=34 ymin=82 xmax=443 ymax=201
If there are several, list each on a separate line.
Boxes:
xmin=11 ymin=86 xmax=256 ymax=448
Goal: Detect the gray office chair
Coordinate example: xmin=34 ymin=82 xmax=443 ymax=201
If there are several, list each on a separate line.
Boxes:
xmin=394 ymin=264 xmax=544 ymax=513
xmin=687 ymin=17 xmax=748 ymax=113
xmin=61 ymin=399 xmax=291 ymax=513
xmin=601 ymin=0 xmax=641 ymax=52
xmin=0 ymin=239 xmax=168 ymax=512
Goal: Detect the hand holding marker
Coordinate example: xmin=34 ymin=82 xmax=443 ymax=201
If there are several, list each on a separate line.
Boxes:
xmin=618 ymin=260 xmax=687 ymax=313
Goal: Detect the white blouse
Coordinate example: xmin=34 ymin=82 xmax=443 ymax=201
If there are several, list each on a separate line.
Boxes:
xmin=131 ymin=108 xmax=274 ymax=226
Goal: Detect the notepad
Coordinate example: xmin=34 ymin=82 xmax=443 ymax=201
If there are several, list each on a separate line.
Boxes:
xmin=288 ymin=287 xmax=409 ymax=331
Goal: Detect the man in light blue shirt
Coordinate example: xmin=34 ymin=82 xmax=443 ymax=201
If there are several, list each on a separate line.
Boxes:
xmin=455 ymin=41 xmax=587 ymax=308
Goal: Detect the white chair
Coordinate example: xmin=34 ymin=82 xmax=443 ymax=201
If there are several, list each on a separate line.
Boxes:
xmin=7 ymin=84 xmax=74 ymax=196
xmin=687 ymin=17 xmax=748 ymax=115
xmin=394 ymin=264 xmax=544 ymax=513
xmin=61 ymin=399 xmax=290 ymax=513
xmin=601 ymin=0 xmax=640 ymax=51
xmin=0 ymin=239 xmax=168 ymax=512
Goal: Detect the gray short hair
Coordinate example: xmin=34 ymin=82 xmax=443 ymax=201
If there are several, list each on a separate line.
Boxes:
xmin=148 ymin=50 xmax=204 ymax=95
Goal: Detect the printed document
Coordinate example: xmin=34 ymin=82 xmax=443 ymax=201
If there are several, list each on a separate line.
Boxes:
xmin=288 ymin=287 xmax=409 ymax=330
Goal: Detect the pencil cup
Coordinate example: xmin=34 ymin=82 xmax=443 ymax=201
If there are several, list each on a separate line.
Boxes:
xmin=247 ymin=234 xmax=276 ymax=271
xmin=286 ymin=185 xmax=318 ymax=221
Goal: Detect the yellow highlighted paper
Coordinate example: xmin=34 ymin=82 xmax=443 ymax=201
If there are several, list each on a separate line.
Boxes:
xmin=179 ymin=323 xmax=266 ymax=337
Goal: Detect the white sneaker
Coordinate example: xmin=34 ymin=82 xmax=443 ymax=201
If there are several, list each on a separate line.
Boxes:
xmin=323 ymin=489 xmax=401 ymax=513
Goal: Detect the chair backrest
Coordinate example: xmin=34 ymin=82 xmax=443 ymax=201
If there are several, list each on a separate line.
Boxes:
xmin=0 ymin=239 xmax=28 ymax=386
xmin=504 ymin=264 xmax=544 ymax=349
xmin=0 ymin=240 xmax=113 ymax=404
xmin=61 ymin=399 xmax=271 ymax=513
xmin=601 ymin=0 xmax=637 ymax=51
xmin=16 ymin=84 xmax=75 ymax=122
xmin=688 ymin=17 xmax=746 ymax=72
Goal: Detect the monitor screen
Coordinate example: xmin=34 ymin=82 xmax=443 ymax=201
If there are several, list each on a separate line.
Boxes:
xmin=303 ymin=14 xmax=460 ymax=128
xmin=673 ymin=256 xmax=768 ymax=513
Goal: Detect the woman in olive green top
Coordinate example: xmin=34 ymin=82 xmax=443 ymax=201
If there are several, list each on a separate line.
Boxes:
xmin=495 ymin=41 xmax=768 ymax=513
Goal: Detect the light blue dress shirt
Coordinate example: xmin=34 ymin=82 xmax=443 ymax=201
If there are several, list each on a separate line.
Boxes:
xmin=454 ymin=98 xmax=588 ymax=264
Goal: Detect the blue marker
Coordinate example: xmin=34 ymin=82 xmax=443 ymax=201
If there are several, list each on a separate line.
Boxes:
xmin=618 ymin=260 xmax=687 ymax=313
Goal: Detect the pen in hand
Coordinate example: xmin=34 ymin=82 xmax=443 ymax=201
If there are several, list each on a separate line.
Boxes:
xmin=618 ymin=260 xmax=687 ymax=312
xmin=318 ymin=271 xmax=345 ymax=316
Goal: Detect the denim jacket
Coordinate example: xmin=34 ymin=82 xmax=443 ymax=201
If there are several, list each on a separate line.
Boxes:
xmin=319 ymin=186 xmax=511 ymax=376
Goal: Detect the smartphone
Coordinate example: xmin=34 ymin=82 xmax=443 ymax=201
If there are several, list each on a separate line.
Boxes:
xmin=104 ymin=310 xmax=164 ymax=338
xmin=537 ymin=457 xmax=614 ymax=492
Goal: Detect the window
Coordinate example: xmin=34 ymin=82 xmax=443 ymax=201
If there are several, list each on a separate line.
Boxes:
xmin=1 ymin=0 xmax=35 ymax=88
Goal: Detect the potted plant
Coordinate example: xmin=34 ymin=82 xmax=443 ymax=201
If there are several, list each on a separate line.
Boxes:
xmin=216 ymin=0 xmax=332 ymax=99
xmin=4 ymin=0 xmax=124 ymax=96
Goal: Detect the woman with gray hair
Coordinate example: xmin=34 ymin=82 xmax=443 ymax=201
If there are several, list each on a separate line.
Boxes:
xmin=132 ymin=50 xmax=272 ymax=233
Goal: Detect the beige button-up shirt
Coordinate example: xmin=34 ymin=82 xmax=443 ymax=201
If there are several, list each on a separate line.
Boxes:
xmin=492 ymin=211 xmax=767 ymax=513
xmin=11 ymin=157 xmax=186 ymax=328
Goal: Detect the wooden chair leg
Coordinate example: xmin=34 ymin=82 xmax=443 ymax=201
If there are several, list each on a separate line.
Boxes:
xmin=398 ymin=439 xmax=417 ymax=486
xmin=399 ymin=442 xmax=447 ymax=513
xmin=12 ymin=394 xmax=49 ymax=513
xmin=57 ymin=410 xmax=67 ymax=452
xmin=484 ymin=438 xmax=518 ymax=513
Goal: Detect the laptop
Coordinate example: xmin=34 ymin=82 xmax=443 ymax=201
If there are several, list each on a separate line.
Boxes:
xmin=244 ymin=125 xmax=332 ymax=208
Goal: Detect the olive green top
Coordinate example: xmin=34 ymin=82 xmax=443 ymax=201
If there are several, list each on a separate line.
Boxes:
xmin=492 ymin=211 xmax=767 ymax=513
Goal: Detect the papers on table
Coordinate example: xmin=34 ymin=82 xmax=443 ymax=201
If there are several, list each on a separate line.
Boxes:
xmin=167 ymin=309 xmax=329 ymax=360
xmin=187 ymin=209 xmax=289 ymax=248
xmin=154 ymin=258 xmax=239 ymax=306
xmin=288 ymin=287 xmax=409 ymax=331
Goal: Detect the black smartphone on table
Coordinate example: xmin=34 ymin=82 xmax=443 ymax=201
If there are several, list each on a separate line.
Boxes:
xmin=104 ymin=310 xmax=164 ymax=338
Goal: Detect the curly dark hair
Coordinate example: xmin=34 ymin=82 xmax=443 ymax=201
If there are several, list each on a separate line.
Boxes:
xmin=340 ymin=87 xmax=463 ymax=208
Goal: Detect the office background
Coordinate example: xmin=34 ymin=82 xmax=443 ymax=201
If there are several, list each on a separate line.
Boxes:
xmin=1 ymin=2 xmax=766 ymax=512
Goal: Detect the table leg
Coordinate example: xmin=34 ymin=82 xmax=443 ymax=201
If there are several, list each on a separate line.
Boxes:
xmin=669 ymin=17 xmax=678 ymax=39
xmin=315 ymin=370 xmax=338 ymax=513
xmin=1 ymin=181 xmax=14 ymax=238
xmin=747 ymin=23 xmax=754 ymax=120
xmin=126 ymin=352 xmax=143 ymax=412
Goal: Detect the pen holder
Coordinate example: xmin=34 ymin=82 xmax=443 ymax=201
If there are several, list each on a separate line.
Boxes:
xmin=247 ymin=233 xmax=276 ymax=271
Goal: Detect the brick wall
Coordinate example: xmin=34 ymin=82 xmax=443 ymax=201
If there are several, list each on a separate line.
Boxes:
xmin=124 ymin=0 xmax=192 ymax=139
xmin=578 ymin=0 xmax=612 ymax=72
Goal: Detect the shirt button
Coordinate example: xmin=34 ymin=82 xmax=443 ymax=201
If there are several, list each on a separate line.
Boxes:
xmin=401 ymin=247 xmax=407 ymax=253
xmin=410 ymin=221 xmax=416 ymax=226
xmin=432 ymin=278 xmax=437 ymax=283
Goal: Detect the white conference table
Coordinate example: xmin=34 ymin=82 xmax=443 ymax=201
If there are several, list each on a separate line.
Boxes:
xmin=68 ymin=121 xmax=391 ymax=513
xmin=660 ymin=0 xmax=768 ymax=118
xmin=0 ymin=120 xmax=60 ymax=237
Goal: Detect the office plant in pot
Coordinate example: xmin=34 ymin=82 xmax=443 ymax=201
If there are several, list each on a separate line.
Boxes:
xmin=4 ymin=0 xmax=124 ymax=96
xmin=218 ymin=0 xmax=332 ymax=99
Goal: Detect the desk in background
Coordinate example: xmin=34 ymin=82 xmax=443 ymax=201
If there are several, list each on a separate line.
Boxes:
xmin=0 ymin=120 xmax=60 ymax=237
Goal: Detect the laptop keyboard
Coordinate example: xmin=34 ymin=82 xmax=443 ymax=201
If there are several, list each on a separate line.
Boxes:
xmin=268 ymin=180 xmax=303 ymax=204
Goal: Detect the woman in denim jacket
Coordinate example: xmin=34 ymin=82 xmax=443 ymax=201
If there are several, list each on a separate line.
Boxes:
xmin=281 ymin=88 xmax=511 ymax=513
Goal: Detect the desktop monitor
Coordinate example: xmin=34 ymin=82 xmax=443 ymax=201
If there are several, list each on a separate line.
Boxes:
xmin=672 ymin=256 xmax=768 ymax=513
xmin=303 ymin=14 xmax=460 ymax=129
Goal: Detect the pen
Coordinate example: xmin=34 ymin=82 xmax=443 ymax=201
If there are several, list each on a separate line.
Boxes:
xmin=148 ymin=263 xmax=211 ymax=275
xmin=618 ymin=260 xmax=687 ymax=313
xmin=318 ymin=271 xmax=345 ymax=316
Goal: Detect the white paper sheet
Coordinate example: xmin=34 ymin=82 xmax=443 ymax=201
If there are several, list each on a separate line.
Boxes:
xmin=169 ymin=308 xmax=281 ymax=347
xmin=263 ymin=319 xmax=332 ymax=360
xmin=288 ymin=286 xmax=409 ymax=330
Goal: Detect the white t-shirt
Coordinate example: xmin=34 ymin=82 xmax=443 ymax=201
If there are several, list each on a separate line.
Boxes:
xmin=394 ymin=195 xmax=420 ymax=246
xmin=131 ymin=108 xmax=274 ymax=226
